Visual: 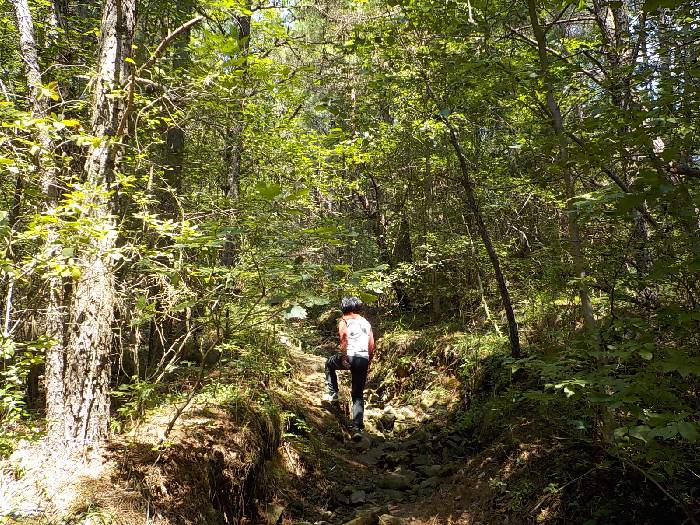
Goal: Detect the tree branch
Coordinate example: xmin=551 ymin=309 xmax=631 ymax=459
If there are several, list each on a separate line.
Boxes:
xmin=565 ymin=130 xmax=658 ymax=228
xmin=116 ymin=16 xmax=204 ymax=140
xmin=137 ymin=16 xmax=204 ymax=76
xmin=668 ymin=162 xmax=700 ymax=179
xmin=505 ymin=25 xmax=605 ymax=87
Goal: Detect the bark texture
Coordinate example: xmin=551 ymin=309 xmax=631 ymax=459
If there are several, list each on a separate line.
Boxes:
xmin=9 ymin=0 xmax=66 ymax=439
xmin=10 ymin=0 xmax=47 ymax=116
xmin=62 ymin=0 xmax=136 ymax=445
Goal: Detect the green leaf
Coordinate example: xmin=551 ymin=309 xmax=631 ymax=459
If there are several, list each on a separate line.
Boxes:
xmin=613 ymin=426 xmax=629 ymax=441
xmin=358 ymin=291 xmax=378 ymax=304
xmin=628 ymin=425 xmax=650 ymax=443
xmin=255 ymin=182 xmax=282 ymax=200
xmin=172 ymin=300 xmax=195 ymax=313
xmin=676 ymin=422 xmax=698 ymax=442
xmin=658 ymin=351 xmax=700 ymax=377
xmin=302 ymin=295 xmax=330 ymax=307
xmin=570 ymin=419 xmax=586 ymax=430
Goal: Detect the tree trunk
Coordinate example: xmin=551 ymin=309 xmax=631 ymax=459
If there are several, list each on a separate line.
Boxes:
xmin=420 ymin=72 xmax=520 ymax=355
xmin=392 ymin=213 xmax=413 ymax=310
xmin=464 ymin=217 xmax=501 ymax=336
xmin=591 ymin=4 xmax=657 ymax=305
xmin=423 ymin=153 xmax=440 ymax=318
xmin=353 ymin=174 xmax=413 ymax=309
xmin=161 ymin=126 xmax=185 ymax=216
xmin=10 ymin=0 xmax=47 ymax=117
xmin=160 ymin=3 xmax=192 ymax=217
xmin=447 ymin=127 xmax=521 ymax=357
xmin=221 ymin=11 xmax=251 ymax=267
xmin=142 ymin=5 xmax=197 ymax=376
xmin=62 ymin=0 xmax=136 ymax=446
xmin=526 ymin=0 xmax=598 ymax=342
xmin=9 ymin=0 xmax=67 ymax=439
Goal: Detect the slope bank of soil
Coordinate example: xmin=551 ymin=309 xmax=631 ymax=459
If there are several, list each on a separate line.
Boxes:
xmin=2 ymin=400 xmax=281 ymax=525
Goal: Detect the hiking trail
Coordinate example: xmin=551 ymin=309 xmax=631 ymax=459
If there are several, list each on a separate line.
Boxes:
xmin=277 ymin=337 xmax=488 ymax=525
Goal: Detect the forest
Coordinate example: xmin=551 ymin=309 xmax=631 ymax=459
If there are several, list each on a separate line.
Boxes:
xmin=0 ymin=0 xmax=698 ymax=523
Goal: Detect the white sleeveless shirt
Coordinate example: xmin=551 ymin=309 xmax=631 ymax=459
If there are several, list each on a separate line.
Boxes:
xmin=343 ymin=316 xmax=372 ymax=358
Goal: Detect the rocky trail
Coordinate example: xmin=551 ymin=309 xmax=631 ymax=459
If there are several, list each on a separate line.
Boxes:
xmin=2 ymin=328 xmax=689 ymax=525
xmin=280 ymin=345 xmax=480 ymax=525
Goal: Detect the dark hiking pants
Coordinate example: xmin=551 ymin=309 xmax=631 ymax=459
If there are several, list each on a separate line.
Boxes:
xmin=325 ymin=353 xmax=369 ymax=431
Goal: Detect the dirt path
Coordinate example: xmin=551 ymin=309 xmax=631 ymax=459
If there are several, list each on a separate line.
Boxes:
xmin=280 ymin=346 xmax=479 ymax=525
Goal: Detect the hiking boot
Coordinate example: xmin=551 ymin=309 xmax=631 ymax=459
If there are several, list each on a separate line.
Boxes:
xmin=350 ymin=427 xmax=363 ymax=442
xmin=323 ymin=392 xmax=339 ymax=403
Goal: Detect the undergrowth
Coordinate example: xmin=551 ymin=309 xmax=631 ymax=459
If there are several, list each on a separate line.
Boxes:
xmin=110 ymin=320 xmax=292 ymax=434
xmin=375 ymin=315 xmax=698 ymax=524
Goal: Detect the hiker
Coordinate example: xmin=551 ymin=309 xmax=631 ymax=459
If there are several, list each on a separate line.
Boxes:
xmin=324 ymin=296 xmax=375 ymax=436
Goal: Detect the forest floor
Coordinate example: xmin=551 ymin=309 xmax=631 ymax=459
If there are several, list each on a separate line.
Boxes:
xmin=273 ymin=324 xmax=683 ymax=525
xmin=2 ymin=320 xmax=602 ymax=525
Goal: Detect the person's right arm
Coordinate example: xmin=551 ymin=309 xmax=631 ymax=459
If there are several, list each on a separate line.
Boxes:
xmin=338 ymin=318 xmax=350 ymax=367
xmin=338 ymin=318 xmax=348 ymax=352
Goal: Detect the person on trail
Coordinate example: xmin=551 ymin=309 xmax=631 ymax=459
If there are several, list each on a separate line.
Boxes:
xmin=324 ymin=296 xmax=375 ymax=436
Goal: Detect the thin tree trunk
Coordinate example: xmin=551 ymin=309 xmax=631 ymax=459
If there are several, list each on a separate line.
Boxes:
xmin=464 ymin=218 xmax=501 ymax=336
xmin=421 ymin=74 xmax=520 ymax=356
xmin=353 ymin=174 xmax=413 ymax=309
xmin=146 ymin=5 xmax=196 ymax=375
xmin=62 ymin=0 xmax=136 ymax=446
xmin=392 ymin=213 xmax=413 ymax=310
xmin=160 ymin=0 xmax=192 ymax=214
xmin=448 ymin=127 xmax=521 ymax=357
xmin=8 ymin=174 xmax=23 ymax=232
xmin=221 ymin=11 xmax=251 ymax=267
xmin=423 ymin=153 xmax=440 ymax=318
xmin=591 ymin=5 xmax=657 ymax=304
xmin=9 ymin=0 xmax=66 ymax=439
xmin=526 ymin=0 xmax=598 ymax=343
xmin=161 ymin=126 xmax=185 ymax=216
